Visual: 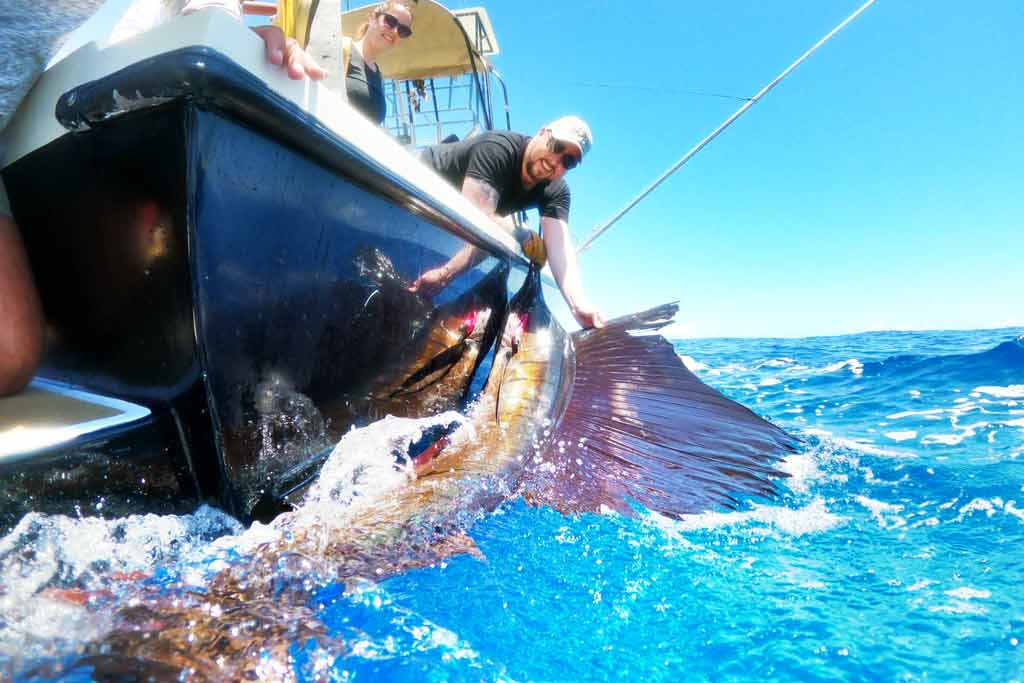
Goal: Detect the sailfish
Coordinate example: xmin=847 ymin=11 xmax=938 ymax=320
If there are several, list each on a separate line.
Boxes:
xmin=28 ymin=269 xmax=799 ymax=681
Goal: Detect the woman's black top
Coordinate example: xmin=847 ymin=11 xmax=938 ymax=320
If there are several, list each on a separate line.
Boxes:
xmin=345 ymin=45 xmax=386 ymax=124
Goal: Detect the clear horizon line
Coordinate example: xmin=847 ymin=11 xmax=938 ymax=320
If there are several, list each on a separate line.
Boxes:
xmin=667 ymin=324 xmax=1024 ymax=343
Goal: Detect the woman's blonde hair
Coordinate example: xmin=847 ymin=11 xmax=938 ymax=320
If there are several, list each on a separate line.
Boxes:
xmin=355 ymin=1 xmax=415 ymax=40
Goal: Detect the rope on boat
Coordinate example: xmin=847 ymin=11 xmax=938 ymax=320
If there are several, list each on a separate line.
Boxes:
xmin=577 ymin=0 xmax=877 ymax=255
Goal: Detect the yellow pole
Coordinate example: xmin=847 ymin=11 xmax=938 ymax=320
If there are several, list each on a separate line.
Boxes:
xmin=272 ymin=0 xmax=320 ymax=48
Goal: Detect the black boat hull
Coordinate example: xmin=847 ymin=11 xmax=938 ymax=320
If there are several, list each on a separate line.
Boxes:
xmin=0 ymin=48 xmax=524 ymax=525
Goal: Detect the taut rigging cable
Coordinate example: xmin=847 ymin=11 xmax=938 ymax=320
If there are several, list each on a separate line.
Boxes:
xmin=577 ymin=0 xmax=877 ymax=255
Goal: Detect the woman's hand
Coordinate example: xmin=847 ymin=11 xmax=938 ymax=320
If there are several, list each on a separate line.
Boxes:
xmin=251 ymin=25 xmax=327 ymax=80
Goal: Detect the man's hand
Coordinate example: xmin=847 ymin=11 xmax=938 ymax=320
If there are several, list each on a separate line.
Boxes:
xmin=409 ymin=265 xmax=453 ymax=298
xmin=572 ymin=303 xmax=605 ymax=330
xmin=251 ymin=25 xmax=327 ymax=81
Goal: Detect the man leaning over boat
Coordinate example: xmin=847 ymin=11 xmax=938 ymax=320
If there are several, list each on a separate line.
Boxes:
xmin=412 ymin=116 xmax=605 ymax=330
xmin=0 ymin=0 xmax=326 ymax=396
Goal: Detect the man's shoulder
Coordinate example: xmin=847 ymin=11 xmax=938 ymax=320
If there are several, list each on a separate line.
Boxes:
xmin=479 ymin=130 xmax=529 ymax=143
xmin=471 ymin=130 xmax=529 ymax=152
xmin=463 ymin=131 xmax=528 ymax=177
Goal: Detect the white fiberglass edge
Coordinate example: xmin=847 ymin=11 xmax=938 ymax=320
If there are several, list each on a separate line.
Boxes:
xmin=0 ymin=378 xmax=151 ymax=461
xmin=0 ymin=10 xmax=523 ymax=259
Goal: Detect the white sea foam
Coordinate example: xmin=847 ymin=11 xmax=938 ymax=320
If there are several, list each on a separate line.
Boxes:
xmin=822 ymin=359 xmax=864 ymax=376
xmin=973 ymin=385 xmax=1024 ymax=399
xmin=929 ymin=584 xmax=993 ymax=614
xmin=921 ymin=433 xmax=967 ymax=446
xmin=883 ymin=430 xmax=918 ymax=442
xmin=855 ymin=495 xmax=906 ymax=528
xmin=679 ymin=354 xmax=707 ymax=372
xmin=951 ymin=497 xmax=1024 ymax=524
xmin=305 ymin=412 xmax=466 ymax=512
xmin=778 ymin=453 xmax=823 ymax=493
xmin=886 ymin=408 xmax=944 ymax=420
xmin=759 ymin=377 xmax=781 ymax=387
xmin=1005 ymin=502 xmax=1024 ymax=522
xmin=958 ymin=498 xmax=999 ymax=518
xmin=944 ymin=587 xmax=991 ymax=600
xmin=652 ymin=498 xmax=844 ymax=538
xmin=0 ymin=505 xmax=241 ymax=659
xmin=949 ymin=401 xmax=980 ymax=415
xmin=919 ymin=414 xmax=991 ymax=444
xmin=0 ymin=505 xmax=240 ymax=596
xmin=755 ymin=358 xmax=798 ymax=369
xmin=803 ymin=429 xmax=905 ymax=458
xmin=705 ymin=363 xmax=748 ymax=377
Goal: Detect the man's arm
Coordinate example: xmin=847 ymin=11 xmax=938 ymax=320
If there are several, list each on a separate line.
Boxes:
xmin=0 ymin=212 xmax=43 ymax=395
xmin=410 ymin=177 xmax=505 ymax=296
xmin=540 ymin=216 xmax=604 ymax=329
xmin=461 ymin=176 xmax=516 ymax=230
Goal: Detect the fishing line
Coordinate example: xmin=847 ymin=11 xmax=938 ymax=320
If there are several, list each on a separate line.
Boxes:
xmin=577 ymin=0 xmax=878 ymax=254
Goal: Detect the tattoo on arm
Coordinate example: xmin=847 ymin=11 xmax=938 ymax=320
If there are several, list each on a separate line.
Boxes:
xmin=462 ymin=177 xmax=501 ymax=217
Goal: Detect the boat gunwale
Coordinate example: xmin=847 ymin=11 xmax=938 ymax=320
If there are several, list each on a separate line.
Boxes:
xmin=0 ymin=11 xmax=529 ymax=267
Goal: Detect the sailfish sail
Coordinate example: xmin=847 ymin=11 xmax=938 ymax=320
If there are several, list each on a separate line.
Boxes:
xmin=519 ymin=303 xmax=799 ymax=518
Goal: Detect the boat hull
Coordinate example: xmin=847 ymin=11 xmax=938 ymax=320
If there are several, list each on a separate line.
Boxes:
xmin=0 ymin=48 xmax=522 ymax=525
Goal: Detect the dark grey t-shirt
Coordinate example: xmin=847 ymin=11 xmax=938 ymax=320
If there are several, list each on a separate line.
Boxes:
xmin=421 ymin=131 xmax=571 ymax=221
xmin=345 ymin=45 xmax=385 ymax=124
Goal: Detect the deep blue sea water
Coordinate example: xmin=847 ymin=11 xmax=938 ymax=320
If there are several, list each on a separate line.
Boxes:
xmin=3 ymin=327 xmax=1023 ymax=682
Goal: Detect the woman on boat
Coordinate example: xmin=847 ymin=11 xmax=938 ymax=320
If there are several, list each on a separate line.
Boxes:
xmin=344 ymin=1 xmax=415 ymax=125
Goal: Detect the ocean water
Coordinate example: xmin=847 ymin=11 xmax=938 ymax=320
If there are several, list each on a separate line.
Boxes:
xmin=2 ymin=327 xmax=1023 ymax=682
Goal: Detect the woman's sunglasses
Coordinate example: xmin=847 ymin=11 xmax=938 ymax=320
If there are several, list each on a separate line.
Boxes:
xmin=380 ymin=13 xmax=413 ymax=39
xmin=549 ymin=139 xmax=580 ymax=171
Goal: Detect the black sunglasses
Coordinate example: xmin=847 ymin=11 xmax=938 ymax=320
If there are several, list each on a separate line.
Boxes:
xmin=380 ymin=13 xmax=413 ymax=39
xmin=549 ymin=139 xmax=579 ymax=171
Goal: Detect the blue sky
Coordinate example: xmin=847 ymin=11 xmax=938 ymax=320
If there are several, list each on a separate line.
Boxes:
xmin=435 ymin=0 xmax=1022 ymax=338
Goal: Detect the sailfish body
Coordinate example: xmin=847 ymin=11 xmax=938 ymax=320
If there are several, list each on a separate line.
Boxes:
xmin=33 ymin=270 xmax=798 ymax=681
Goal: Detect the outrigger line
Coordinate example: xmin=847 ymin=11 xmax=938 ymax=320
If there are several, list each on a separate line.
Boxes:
xmin=577 ymin=0 xmax=877 ymax=254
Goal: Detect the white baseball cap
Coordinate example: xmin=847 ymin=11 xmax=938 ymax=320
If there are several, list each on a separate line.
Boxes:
xmin=547 ymin=115 xmax=593 ymax=161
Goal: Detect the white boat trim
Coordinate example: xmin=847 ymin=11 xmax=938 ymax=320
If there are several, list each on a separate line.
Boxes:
xmin=0 ymin=9 xmax=524 ymax=260
xmin=0 ymin=378 xmax=152 ymax=461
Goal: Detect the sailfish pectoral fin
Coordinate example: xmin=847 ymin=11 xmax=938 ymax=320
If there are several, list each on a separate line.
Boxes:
xmin=388 ymin=340 xmax=468 ymax=398
xmin=519 ymin=304 xmax=800 ymax=519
